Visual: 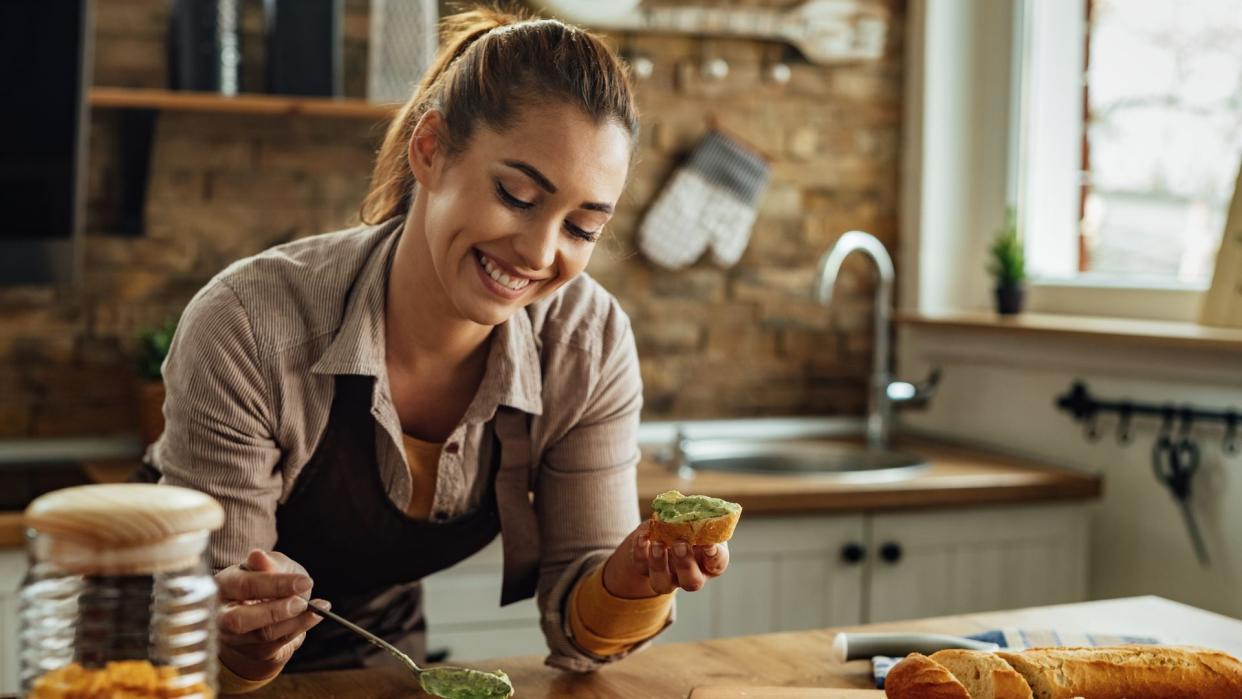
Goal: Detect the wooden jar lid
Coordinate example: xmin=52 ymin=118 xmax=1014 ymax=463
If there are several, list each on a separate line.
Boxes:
xmin=24 ymin=484 xmax=224 ymax=573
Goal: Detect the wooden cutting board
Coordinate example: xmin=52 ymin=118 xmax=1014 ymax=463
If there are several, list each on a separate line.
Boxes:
xmin=689 ymin=688 xmax=884 ymax=698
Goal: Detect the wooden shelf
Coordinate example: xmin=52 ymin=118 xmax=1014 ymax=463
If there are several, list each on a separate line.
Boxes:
xmin=90 ymin=86 xmax=398 ymax=120
xmin=896 ymin=310 xmax=1242 ymax=353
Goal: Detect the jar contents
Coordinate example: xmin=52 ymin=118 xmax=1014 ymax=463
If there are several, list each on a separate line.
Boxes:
xmin=29 ymin=660 xmax=213 ymax=698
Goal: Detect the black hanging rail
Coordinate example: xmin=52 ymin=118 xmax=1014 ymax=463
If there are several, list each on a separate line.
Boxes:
xmin=1056 ymin=380 xmax=1239 ymax=454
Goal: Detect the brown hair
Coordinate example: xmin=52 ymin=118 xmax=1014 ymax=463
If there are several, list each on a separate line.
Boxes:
xmin=359 ymin=7 xmax=639 ymax=224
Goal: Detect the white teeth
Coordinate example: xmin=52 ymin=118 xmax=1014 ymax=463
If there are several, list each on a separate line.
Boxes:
xmin=478 ymin=252 xmax=530 ymax=292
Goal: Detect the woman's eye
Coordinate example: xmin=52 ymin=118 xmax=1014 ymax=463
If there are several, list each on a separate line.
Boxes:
xmin=495 ymin=181 xmax=534 ymax=210
xmin=565 ymin=222 xmax=601 ymax=243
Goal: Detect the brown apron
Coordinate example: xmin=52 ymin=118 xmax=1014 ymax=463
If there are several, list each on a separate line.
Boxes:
xmin=274 ymin=374 xmax=505 ymax=672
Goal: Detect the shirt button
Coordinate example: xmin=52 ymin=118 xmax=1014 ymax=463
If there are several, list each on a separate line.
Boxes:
xmin=444 ymin=442 xmax=460 ymax=455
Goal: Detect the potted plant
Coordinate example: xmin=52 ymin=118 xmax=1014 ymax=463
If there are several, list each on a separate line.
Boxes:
xmin=136 ymin=316 xmax=179 ymax=447
xmin=988 ymin=207 xmax=1026 ymax=315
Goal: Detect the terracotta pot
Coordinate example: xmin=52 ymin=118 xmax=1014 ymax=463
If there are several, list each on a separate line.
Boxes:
xmin=137 ymin=380 xmax=167 ymax=447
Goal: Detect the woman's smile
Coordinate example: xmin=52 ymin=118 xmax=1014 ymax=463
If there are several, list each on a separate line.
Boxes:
xmin=473 ymin=248 xmax=538 ymax=299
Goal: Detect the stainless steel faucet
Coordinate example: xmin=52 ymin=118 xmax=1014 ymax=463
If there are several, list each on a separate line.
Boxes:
xmin=815 ymin=231 xmax=939 ymax=449
xmin=654 ymin=424 xmax=696 ymax=480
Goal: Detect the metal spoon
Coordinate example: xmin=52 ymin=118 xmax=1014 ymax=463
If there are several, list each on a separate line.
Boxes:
xmin=237 ymin=563 xmax=513 ymax=698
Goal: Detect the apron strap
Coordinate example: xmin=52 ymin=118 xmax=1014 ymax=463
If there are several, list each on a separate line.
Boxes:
xmin=493 ymin=407 xmax=540 ymax=605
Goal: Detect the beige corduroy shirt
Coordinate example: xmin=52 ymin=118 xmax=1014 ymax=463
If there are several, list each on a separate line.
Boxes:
xmin=147 ymin=217 xmax=662 ymax=672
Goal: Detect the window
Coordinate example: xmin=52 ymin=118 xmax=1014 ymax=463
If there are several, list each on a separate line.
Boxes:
xmin=1018 ymin=0 xmax=1242 ymax=289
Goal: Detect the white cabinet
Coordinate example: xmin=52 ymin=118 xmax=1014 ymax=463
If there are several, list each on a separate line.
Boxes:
xmin=867 ymin=504 xmax=1088 ymax=623
xmin=1 ymin=550 xmax=27 ymax=694
xmin=659 ymin=514 xmax=866 ymax=644
xmin=423 ymin=503 xmax=1089 ymax=661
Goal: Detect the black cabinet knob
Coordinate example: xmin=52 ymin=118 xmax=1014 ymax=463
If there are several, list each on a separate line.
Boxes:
xmin=879 ymin=541 xmax=903 ymax=564
xmin=840 ymin=542 xmax=866 ymax=564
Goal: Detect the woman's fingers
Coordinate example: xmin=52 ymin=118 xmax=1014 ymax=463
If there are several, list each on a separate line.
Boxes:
xmin=696 ymin=542 xmax=730 ymax=577
xmin=219 ymin=595 xmax=309 ymax=636
xmin=219 ymin=600 xmax=328 ymax=646
xmin=646 ymin=541 xmax=678 ymax=594
xmin=669 ymin=542 xmax=707 ymax=592
xmin=631 ymin=525 xmax=652 ymax=572
xmin=217 ymin=567 xmax=313 ymax=602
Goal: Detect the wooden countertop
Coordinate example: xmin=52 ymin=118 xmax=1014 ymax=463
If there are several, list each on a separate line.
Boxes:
xmin=0 ymin=437 xmax=1100 ymax=549
xmin=249 ymin=596 xmax=1242 ymax=698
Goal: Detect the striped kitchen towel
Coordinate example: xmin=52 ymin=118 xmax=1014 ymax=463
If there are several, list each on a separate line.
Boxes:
xmin=873 ymin=628 xmax=1161 ymax=689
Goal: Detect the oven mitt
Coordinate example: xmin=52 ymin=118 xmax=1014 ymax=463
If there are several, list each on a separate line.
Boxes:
xmin=638 ymin=130 xmax=770 ymax=269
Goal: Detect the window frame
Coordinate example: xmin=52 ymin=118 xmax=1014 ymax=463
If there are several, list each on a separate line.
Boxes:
xmin=900 ymin=0 xmax=1215 ymax=323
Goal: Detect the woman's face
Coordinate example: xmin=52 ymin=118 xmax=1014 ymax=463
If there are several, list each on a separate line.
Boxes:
xmin=409 ymin=102 xmax=631 ymax=327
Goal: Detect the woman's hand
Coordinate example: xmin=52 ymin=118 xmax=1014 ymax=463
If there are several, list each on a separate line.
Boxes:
xmin=214 ymin=549 xmax=330 ymax=681
xmin=601 ymin=520 xmax=731 ymax=598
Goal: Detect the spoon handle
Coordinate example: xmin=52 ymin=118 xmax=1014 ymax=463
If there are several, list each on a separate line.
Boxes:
xmin=236 ymin=562 xmax=422 ymax=677
xmin=305 ymin=601 xmax=424 ymax=677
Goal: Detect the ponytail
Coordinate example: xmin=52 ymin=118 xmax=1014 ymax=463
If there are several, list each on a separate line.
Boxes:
xmin=359 ymin=7 xmax=639 ymax=225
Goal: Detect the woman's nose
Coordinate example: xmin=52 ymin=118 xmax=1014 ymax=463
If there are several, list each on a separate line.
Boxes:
xmin=514 ymin=221 xmax=558 ymax=272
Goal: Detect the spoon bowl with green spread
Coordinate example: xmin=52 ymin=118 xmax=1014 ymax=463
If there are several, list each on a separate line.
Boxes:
xmin=236 ymin=563 xmax=513 ymax=698
xmin=306 ymin=601 xmax=514 ymax=699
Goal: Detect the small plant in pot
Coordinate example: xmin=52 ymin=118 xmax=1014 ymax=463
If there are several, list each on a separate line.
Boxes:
xmin=988 ymin=207 xmax=1026 ymax=315
xmin=136 ymin=316 xmax=179 ymax=447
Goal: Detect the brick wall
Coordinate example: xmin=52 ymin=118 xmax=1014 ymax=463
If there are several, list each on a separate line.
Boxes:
xmin=0 ymin=0 xmax=902 ymax=437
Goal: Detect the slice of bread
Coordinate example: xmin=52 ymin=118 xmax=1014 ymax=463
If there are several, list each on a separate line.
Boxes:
xmin=884 ymin=652 xmax=971 ymax=699
xmin=648 ymin=491 xmax=742 ymax=546
xmin=930 ymin=649 xmax=1032 ymax=699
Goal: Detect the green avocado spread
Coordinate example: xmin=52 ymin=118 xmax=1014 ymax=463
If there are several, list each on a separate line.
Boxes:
xmin=650 ymin=490 xmax=741 ymax=524
xmin=419 ymin=667 xmax=513 ymax=699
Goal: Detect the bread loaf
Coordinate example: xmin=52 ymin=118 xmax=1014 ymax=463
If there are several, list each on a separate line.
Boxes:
xmin=884 ymin=653 xmax=970 ymax=699
xmin=885 ymin=645 xmax=1242 ymax=699
xmin=929 ymin=649 xmax=1031 ymax=699
xmin=997 ymin=645 xmax=1242 ymax=699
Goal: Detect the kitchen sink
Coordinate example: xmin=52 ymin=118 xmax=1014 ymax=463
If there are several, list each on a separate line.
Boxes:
xmin=682 ymin=438 xmax=929 ymax=481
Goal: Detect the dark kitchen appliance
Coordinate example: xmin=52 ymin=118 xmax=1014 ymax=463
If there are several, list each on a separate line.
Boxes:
xmin=0 ymin=0 xmax=94 ymax=285
xmin=265 ymin=0 xmax=343 ymax=96
xmin=167 ymin=0 xmax=242 ymax=94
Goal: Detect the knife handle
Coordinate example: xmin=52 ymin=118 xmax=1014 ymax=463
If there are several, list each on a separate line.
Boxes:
xmin=832 ymin=632 xmax=1000 ymax=661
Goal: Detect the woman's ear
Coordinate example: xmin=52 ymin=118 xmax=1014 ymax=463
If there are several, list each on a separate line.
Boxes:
xmin=407 ymin=110 xmax=446 ymax=188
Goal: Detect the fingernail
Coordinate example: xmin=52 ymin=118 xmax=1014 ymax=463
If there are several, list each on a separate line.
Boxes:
xmin=651 ymin=542 xmax=665 ymax=558
xmin=674 ymin=542 xmax=690 ymax=558
xmin=294 ymin=578 xmax=312 ymax=595
xmin=289 ymin=597 xmax=308 ymax=615
xmin=704 ymin=544 xmax=719 ymax=557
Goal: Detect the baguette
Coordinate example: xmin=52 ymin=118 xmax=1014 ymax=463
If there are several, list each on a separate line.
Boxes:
xmin=884 ymin=652 xmax=971 ymax=699
xmin=929 ymin=649 xmax=1032 ymax=699
xmin=997 ymin=645 xmax=1242 ymax=699
xmin=886 ymin=645 xmax=1242 ymax=699
xmin=647 ymin=490 xmax=741 ymax=546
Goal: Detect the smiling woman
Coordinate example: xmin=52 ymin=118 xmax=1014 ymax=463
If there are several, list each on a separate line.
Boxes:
xmin=139 ymin=5 xmax=734 ymax=696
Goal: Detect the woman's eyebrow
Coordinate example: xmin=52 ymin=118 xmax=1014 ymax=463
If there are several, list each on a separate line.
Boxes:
xmin=502 ymin=159 xmax=614 ymax=214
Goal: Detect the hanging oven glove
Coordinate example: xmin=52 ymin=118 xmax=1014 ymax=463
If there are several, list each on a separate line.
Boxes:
xmin=638 ymin=130 xmax=771 ymax=269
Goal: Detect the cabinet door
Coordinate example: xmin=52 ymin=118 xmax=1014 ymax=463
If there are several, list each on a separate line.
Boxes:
xmin=1 ymin=550 xmax=27 ymax=694
xmin=657 ymin=514 xmax=866 ymax=644
xmin=867 ymin=504 xmax=1088 ymax=624
xmin=423 ymin=539 xmax=542 ymax=662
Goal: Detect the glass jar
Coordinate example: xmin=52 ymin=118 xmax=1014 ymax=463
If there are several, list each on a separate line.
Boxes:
xmin=19 ymin=484 xmax=224 ymax=698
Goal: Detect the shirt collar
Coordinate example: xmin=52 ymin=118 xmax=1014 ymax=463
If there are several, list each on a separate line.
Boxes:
xmin=311 ymin=217 xmax=544 ymax=418
xmin=309 ymin=218 xmax=402 ymax=378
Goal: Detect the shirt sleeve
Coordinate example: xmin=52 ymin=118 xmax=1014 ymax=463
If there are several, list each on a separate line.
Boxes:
xmin=149 ymin=278 xmax=283 ymax=572
xmin=534 ymin=307 xmax=674 ymax=673
xmin=568 ymin=565 xmax=674 ymax=657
